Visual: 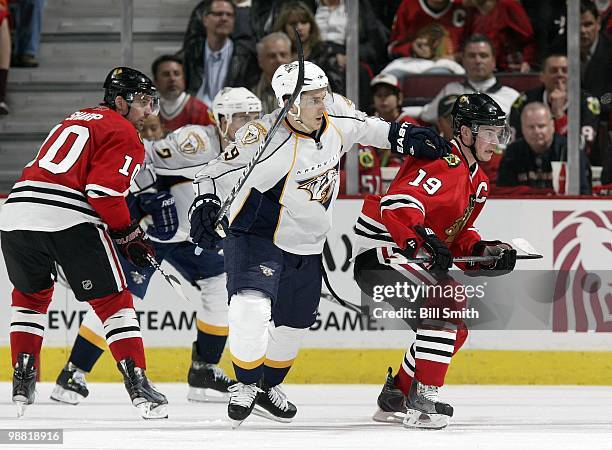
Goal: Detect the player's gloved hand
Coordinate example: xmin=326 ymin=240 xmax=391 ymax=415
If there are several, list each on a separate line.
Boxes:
xmin=388 ymin=122 xmax=451 ymax=159
xmin=139 ymin=192 xmax=179 ymax=241
xmin=189 ymin=193 xmax=227 ymax=250
xmin=109 ymin=222 xmax=155 ymax=268
xmin=403 ymin=225 xmax=453 ymax=276
xmin=471 ymin=240 xmax=517 ymax=276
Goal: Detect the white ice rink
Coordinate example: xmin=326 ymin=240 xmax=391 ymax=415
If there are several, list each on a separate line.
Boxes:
xmin=1 ymin=383 xmax=611 ymax=449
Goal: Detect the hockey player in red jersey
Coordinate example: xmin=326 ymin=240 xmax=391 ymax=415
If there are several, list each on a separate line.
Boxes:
xmin=353 ymin=93 xmax=517 ymax=429
xmin=0 ymin=67 xmax=168 ymax=419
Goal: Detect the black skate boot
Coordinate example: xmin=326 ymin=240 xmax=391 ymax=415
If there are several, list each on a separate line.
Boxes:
xmin=253 ymin=381 xmax=297 ymax=423
xmin=13 ymin=353 xmax=36 ymax=418
xmin=187 ymin=342 xmax=235 ymax=403
xmin=227 ymin=382 xmax=262 ymax=428
xmin=50 ymin=362 xmax=89 ymax=405
xmin=404 ymin=380 xmax=453 ymax=429
xmin=117 ymin=358 xmax=168 ymax=420
xmin=372 ymin=367 xmax=407 ymax=423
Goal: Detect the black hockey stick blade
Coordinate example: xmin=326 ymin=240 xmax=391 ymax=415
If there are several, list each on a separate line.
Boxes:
xmin=145 ymin=254 xmax=192 ymax=303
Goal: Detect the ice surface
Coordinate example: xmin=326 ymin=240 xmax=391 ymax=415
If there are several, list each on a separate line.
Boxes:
xmin=0 ymin=383 xmax=611 ymax=449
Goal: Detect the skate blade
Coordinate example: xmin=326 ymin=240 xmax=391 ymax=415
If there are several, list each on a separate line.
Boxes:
xmin=372 ymin=407 xmax=406 ymax=423
xmin=135 ymin=401 xmax=168 ymax=420
xmin=15 ymin=401 xmax=27 ymax=418
xmin=229 ymin=418 xmax=245 ymax=429
xmin=252 ymin=405 xmax=293 ymax=423
xmin=187 ymin=387 xmax=229 ymax=403
xmin=50 ymin=385 xmax=85 ymax=405
xmin=403 ymin=409 xmax=450 ymax=430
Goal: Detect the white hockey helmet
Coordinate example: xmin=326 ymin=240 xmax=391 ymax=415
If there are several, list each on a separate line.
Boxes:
xmin=212 ymin=87 xmax=262 ymax=136
xmin=271 ymin=60 xmax=329 ymax=108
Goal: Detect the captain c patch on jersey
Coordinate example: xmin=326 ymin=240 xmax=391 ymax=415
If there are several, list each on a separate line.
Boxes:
xmin=297 ymin=167 xmax=339 ymax=206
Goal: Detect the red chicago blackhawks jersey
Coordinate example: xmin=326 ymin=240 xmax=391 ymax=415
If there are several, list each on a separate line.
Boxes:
xmin=354 ymin=140 xmax=489 ymax=261
xmin=0 ymin=106 xmax=144 ymax=232
xmin=160 ymin=94 xmax=214 ymax=132
xmin=389 ymin=0 xmax=468 ymax=59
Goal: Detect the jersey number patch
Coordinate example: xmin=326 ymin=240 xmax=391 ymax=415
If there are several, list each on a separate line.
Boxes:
xmin=407 ymin=168 xmax=442 ymax=195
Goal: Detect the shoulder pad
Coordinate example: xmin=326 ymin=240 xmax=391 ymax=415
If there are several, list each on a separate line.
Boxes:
xmin=512 ymin=93 xmax=527 ymax=110
xmin=586 ymin=96 xmax=601 ymax=115
xmin=174 ymin=125 xmax=212 ymax=155
xmin=236 ymin=120 xmax=268 ymax=147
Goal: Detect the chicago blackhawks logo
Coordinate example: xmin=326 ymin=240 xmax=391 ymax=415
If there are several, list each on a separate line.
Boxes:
xmin=297 ymin=168 xmax=339 ymax=206
xmin=444 ymin=194 xmax=475 ymax=242
xmin=552 ymin=210 xmax=612 ymax=332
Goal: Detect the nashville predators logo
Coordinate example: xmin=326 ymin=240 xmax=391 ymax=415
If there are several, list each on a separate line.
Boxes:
xmin=240 ymin=122 xmax=267 ymax=146
xmin=179 ymin=131 xmax=206 ymax=155
xmin=444 ymin=194 xmax=475 ymax=242
xmin=443 ymin=154 xmax=461 ymax=167
xmin=297 ymin=168 xmax=339 ymax=206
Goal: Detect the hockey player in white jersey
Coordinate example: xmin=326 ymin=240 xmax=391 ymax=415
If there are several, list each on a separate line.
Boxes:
xmin=50 ymin=88 xmax=262 ymax=406
xmin=188 ymin=61 xmax=452 ymax=426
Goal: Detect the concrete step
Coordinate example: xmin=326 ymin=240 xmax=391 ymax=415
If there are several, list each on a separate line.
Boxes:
xmin=0 ymin=140 xmax=41 ymax=192
xmin=31 ymin=40 xmax=182 ymax=70
xmin=45 ymin=0 xmax=195 ymax=19
xmin=43 ymin=16 xmax=189 ymax=35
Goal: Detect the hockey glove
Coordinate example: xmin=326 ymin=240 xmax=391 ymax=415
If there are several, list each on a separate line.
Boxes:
xmin=189 ymin=193 xmax=227 ymax=250
xmin=471 ymin=240 xmax=517 ymax=276
xmin=139 ymin=192 xmax=179 ymax=241
xmin=389 ymin=122 xmax=451 ymax=159
xmin=403 ymin=225 xmax=453 ymax=276
xmin=109 ymin=222 xmax=155 ymax=268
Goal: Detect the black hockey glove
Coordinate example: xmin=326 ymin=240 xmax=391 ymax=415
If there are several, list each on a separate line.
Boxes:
xmin=109 ymin=222 xmax=155 ymax=268
xmin=139 ymin=192 xmax=179 ymax=241
xmin=388 ymin=122 xmax=451 ymax=159
xmin=189 ymin=193 xmax=227 ymax=250
xmin=403 ymin=225 xmax=453 ymax=276
xmin=470 ymin=240 xmax=517 ymax=276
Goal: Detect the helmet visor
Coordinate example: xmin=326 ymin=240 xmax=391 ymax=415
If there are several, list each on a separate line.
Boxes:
xmin=477 ymin=124 xmax=511 ymax=145
xmin=299 ymin=88 xmax=333 ymax=109
xmin=130 ymin=92 xmax=160 ymax=116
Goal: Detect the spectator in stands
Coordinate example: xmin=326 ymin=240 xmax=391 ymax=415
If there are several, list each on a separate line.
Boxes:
xmin=273 ymin=1 xmax=320 ymax=60
xmin=419 ymin=34 xmax=520 ymax=124
xmin=388 ymin=0 xmax=468 ymax=61
xmin=250 ymin=0 xmax=316 ymax=40
xmin=180 ymin=0 xmax=259 ymax=107
xmin=314 ymin=0 xmax=389 ymax=73
xmin=0 ymin=0 xmax=9 ymax=114
xmin=273 ymin=1 xmax=372 ymax=108
xmin=497 ymin=103 xmax=591 ymax=195
xmin=509 ymin=53 xmax=600 ymax=151
xmin=9 ymin=0 xmax=44 ymax=68
xmin=152 ymin=55 xmax=214 ymax=132
xmin=580 ymin=0 xmax=612 ymax=113
xmin=251 ymin=32 xmax=291 ymax=114
xmin=464 ymin=0 xmax=535 ymax=73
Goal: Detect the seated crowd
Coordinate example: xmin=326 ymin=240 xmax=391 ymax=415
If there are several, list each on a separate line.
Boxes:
xmin=1 ymin=0 xmax=610 ymax=195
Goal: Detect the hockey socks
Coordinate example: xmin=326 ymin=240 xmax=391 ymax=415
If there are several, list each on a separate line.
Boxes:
xmin=9 ymin=287 xmax=53 ymax=368
xmin=89 ymin=291 xmax=146 ymax=369
xmin=195 ymin=323 xmax=227 ymax=365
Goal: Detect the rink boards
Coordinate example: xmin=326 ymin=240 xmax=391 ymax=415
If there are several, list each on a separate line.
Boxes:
xmin=0 ymin=198 xmax=611 ymax=383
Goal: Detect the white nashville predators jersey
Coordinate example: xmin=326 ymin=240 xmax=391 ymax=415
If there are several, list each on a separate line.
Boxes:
xmin=138 ymin=124 xmax=222 ymax=243
xmin=194 ymin=93 xmax=394 ymax=255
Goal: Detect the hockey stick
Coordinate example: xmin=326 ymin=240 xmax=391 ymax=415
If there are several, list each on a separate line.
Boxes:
xmin=193 ymin=28 xmax=304 ymax=256
xmin=320 ymin=262 xmax=368 ymax=316
xmin=145 ymin=254 xmax=192 ymax=304
xmin=385 ymin=239 xmax=543 ymax=265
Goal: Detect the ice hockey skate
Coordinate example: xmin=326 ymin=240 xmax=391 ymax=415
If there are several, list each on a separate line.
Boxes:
xmin=253 ymin=382 xmax=297 ymax=423
xmin=227 ymin=382 xmax=262 ymax=428
xmin=117 ymin=358 xmax=168 ymax=419
xmin=13 ymin=353 xmax=36 ymax=418
xmin=403 ymin=380 xmax=453 ymax=430
xmin=187 ymin=342 xmax=235 ymax=402
xmin=372 ymin=367 xmax=407 ymax=423
xmin=50 ymin=362 xmax=89 ymax=405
